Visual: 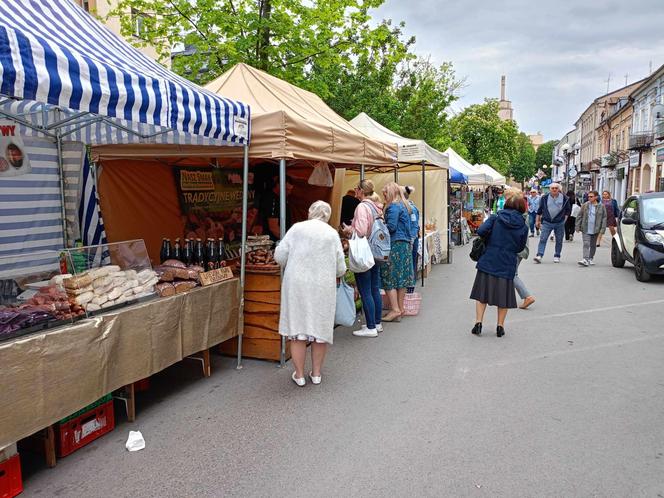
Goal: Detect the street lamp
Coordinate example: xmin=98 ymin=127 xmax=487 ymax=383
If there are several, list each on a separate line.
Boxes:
xmin=561 ymin=143 xmax=570 ymax=191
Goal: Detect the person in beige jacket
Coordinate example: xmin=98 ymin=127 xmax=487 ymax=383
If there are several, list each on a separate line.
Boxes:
xmin=575 ymin=191 xmax=607 ymax=267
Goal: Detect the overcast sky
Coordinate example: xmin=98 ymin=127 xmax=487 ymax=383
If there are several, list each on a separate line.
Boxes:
xmin=373 ymin=0 xmax=663 ymax=141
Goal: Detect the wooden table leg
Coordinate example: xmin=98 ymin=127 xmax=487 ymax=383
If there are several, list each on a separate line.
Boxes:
xmin=202 ymin=348 xmax=211 ymax=377
xmin=126 ymin=383 xmax=136 ymax=422
xmin=44 ymin=425 xmax=56 ymax=468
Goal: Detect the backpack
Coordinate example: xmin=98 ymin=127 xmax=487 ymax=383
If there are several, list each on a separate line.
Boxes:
xmin=365 ymin=202 xmax=391 ymax=263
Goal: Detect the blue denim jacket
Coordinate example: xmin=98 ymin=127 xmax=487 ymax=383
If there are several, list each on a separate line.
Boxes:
xmin=385 ymin=202 xmax=412 ymax=243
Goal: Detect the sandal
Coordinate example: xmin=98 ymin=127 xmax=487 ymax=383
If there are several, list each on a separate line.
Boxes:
xmin=382 ymin=311 xmax=402 ymax=322
xmin=309 ymin=372 xmax=322 ymax=385
xmin=291 ymin=371 xmax=306 ymax=387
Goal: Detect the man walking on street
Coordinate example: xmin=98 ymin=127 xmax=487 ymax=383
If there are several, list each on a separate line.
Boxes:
xmin=533 ymin=183 xmax=571 ymax=264
xmin=575 ymin=190 xmax=607 ymax=267
xmin=527 ymin=188 xmax=540 ymax=237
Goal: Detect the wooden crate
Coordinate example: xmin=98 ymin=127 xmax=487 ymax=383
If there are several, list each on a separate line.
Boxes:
xmin=220 ymin=272 xmax=290 ymax=361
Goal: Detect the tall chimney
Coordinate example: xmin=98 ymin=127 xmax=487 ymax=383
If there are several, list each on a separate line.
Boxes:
xmin=500 ymin=75 xmax=506 ymax=101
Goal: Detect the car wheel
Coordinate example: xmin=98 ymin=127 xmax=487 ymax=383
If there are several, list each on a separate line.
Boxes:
xmin=611 ymin=239 xmax=625 ymax=268
xmin=634 ymin=250 xmax=651 ymax=282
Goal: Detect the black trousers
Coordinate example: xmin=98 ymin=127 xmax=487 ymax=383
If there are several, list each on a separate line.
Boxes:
xmin=565 ymin=216 xmax=576 ymax=240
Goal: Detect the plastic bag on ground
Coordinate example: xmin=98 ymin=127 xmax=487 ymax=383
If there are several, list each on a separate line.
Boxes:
xmin=126 ymin=430 xmax=145 ymax=452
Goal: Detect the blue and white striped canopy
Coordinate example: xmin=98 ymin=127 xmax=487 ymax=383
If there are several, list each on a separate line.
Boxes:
xmin=0 ymin=0 xmax=249 ymax=145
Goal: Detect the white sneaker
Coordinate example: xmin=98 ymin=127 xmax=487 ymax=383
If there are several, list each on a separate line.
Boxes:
xmin=577 ymin=259 xmax=589 ymax=267
xmin=533 ymin=256 xmax=542 ymax=264
xmin=375 ymin=323 xmax=384 ymax=333
xmin=291 ymin=371 xmax=306 ymax=387
xmin=553 ymin=257 xmax=560 ymax=263
xmin=588 ymin=259 xmax=595 ymax=266
xmin=353 ymin=327 xmax=378 ymax=338
xmin=308 ymin=372 xmax=322 ymax=385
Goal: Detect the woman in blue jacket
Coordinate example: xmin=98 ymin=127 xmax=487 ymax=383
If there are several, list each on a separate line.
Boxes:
xmin=381 ymin=182 xmax=415 ymax=322
xmin=470 ymin=189 xmax=528 ymax=337
xmin=403 ymin=185 xmax=420 ymax=289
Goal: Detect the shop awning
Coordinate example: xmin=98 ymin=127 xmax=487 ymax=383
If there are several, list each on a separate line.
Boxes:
xmin=349 ymin=112 xmax=450 ymax=171
xmin=445 ymin=147 xmax=491 ymax=185
xmin=474 ymin=163 xmax=506 ymax=186
xmin=0 ymin=0 xmax=249 ymax=145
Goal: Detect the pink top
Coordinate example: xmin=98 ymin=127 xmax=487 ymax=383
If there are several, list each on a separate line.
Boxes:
xmin=351 ymin=199 xmax=383 ymax=238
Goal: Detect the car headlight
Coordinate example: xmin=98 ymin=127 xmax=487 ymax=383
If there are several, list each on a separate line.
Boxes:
xmin=644 ymin=232 xmax=664 ymax=245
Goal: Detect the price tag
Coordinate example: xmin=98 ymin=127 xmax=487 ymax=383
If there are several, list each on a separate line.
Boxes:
xmin=199 ymin=267 xmax=234 ymax=286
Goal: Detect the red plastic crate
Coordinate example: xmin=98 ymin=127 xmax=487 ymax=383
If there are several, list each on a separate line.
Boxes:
xmin=56 ymin=401 xmax=115 ymax=457
xmin=0 ymin=454 xmax=23 ymax=498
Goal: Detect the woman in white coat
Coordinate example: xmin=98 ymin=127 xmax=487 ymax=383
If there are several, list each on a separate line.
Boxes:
xmin=274 ymin=200 xmax=347 ymax=387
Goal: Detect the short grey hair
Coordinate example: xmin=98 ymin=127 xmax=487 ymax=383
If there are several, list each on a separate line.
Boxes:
xmin=308 ymin=200 xmax=331 ymax=222
xmin=549 ymin=182 xmax=562 ymax=190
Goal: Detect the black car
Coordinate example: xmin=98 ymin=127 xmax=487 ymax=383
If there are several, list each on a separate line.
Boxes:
xmin=611 ymin=192 xmax=664 ymax=281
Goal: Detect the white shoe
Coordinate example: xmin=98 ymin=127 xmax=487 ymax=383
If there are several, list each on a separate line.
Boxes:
xmin=533 ymin=255 xmax=542 ymax=264
xmin=353 ymin=327 xmax=378 ymax=338
xmin=588 ymin=259 xmax=595 ymax=266
xmin=553 ymin=257 xmax=560 ymax=263
xmin=291 ymin=371 xmax=306 ymax=387
xmin=577 ymin=259 xmax=589 ymax=267
xmin=375 ymin=323 xmax=384 ymax=333
xmin=308 ymin=372 xmax=322 ymax=385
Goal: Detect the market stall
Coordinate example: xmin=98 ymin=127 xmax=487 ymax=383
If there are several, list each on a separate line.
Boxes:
xmin=96 ymin=64 xmax=397 ymax=365
xmin=445 ymin=148 xmax=491 ymax=242
xmin=0 ymin=0 xmax=251 ymax=469
xmin=348 ymin=113 xmax=451 ymax=280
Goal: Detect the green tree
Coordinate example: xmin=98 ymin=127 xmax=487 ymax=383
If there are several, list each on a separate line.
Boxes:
xmin=534 ymin=140 xmax=558 ymax=171
xmin=508 ymin=132 xmax=537 ymax=186
xmin=448 ymin=99 xmax=518 ymax=174
xmin=111 ymin=0 xmax=387 ymax=89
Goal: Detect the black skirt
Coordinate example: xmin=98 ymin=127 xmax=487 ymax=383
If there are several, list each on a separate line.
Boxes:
xmin=470 ymin=270 xmax=517 ymax=309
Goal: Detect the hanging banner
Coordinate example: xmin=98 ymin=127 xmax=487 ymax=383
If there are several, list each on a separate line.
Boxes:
xmin=0 ymin=120 xmax=31 ymax=177
xmin=629 ymin=151 xmax=640 ymax=168
xmin=173 ymin=167 xmax=260 ymax=252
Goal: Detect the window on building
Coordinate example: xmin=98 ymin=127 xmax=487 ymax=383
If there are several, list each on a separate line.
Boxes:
xmin=131 ymin=8 xmax=149 ymax=39
xmin=74 ymin=0 xmax=94 ymax=11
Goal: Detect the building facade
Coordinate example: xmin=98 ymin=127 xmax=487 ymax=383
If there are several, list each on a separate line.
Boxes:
xmin=498 ymin=75 xmax=514 ymax=121
xmin=553 ymin=128 xmax=580 ymax=193
xmin=72 ymin=0 xmax=165 ymax=65
xmin=628 ymin=64 xmax=664 ymax=195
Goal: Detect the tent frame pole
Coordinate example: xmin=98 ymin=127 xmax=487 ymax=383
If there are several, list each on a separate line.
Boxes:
xmin=447 ymin=168 xmax=451 ymax=264
xmin=279 ymin=158 xmax=287 ymax=368
xmin=238 ymin=144 xmax=250 ymax=370
xmin=360 ymin=164 xmax=365 ymax=181
xmin=55 ymin=130 xmax=69 ymax=248
xmin=421 ymin=161 xmax=426 ymax=287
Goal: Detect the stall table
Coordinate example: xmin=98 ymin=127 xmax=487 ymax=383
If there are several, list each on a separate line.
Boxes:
xmin=0 ymin=279 xmax=241 ymax=451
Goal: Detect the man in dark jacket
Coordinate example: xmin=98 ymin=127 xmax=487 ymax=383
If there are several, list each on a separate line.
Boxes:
xmin=534 ymin=183 xmax=572 ymax=263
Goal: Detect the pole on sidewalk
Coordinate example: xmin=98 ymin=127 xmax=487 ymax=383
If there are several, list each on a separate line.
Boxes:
xmin=279 ymin=158 xmax=287 ymax=368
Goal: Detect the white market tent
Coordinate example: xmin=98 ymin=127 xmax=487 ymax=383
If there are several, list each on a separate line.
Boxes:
xmin=348 ymin=113 xmax=450 ymax=279
xmin=350 ymin=112 xmax=449 ymax=169
xmin=444 ymin=148 xmax=492 ymax=186
xmin=475 ymin=163 xmax=507 ymax=186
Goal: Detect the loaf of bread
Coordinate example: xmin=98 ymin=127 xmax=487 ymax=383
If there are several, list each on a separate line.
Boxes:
xmin=174 ymin=281 xmax=197 ymax=294
xmin=64 ymin=274 xmax=93 ymax=290
xmin=156 ymin=282 xmax=175 ymax=297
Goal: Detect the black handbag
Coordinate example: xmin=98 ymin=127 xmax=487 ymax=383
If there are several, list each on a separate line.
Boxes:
xmin=469 ymin=236 xmax=487 ymax=262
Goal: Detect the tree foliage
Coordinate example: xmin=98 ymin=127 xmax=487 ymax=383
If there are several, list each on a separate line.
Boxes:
xmin=508 ymin=132 xmax=537 ymax=184
xmin=448 ymin=100 xmax=518 ymax=174
xmin=534 ymin=140 xmax=558 ymax=171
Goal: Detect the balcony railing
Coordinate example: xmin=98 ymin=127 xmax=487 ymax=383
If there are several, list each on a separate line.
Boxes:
xmin=628 ymin=131 xmax=654 ymax=150
xmin=655 ymin=120 xmax=664 ymax=140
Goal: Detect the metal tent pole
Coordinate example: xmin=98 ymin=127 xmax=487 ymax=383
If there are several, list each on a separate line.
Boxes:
xmin=421 ymin=161 xmax=426 ymax=287
xmin=279 ymin=158 xmax=287 ymax=367
xmin=237 ymin=144 xmax=250 ymax=370
xmin=447 ymin=168 xmax=451 ymax=264
xmin=55 ymin=131 xmax=69 ymax=248
xmin=394 ymin=167 xmax=399 ymax=182
xmin=360 ymin=164 xmax=365 ymax=181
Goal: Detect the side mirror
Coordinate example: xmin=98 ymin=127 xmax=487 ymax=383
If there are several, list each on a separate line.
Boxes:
xmin=622 ymin=218 xmax=637 ymax=225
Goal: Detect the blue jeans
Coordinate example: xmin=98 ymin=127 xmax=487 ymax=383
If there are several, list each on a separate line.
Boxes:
xmin=537 ymin=220 xmax=565 ymax=258
xmin=528 ymin=212 xmax=537 ymax=235
xmin=355 ymin=264 xmax=382 ymax=329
